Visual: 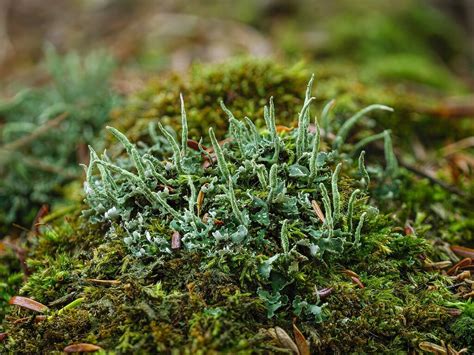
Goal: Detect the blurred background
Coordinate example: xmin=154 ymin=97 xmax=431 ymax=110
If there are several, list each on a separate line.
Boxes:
xmin=1 ymin=0 xmax=473 ymax=85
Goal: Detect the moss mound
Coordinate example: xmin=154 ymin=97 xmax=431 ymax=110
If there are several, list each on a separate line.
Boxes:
xmin=1 ymin=78 xmax=473 ymax=353
xmin=112 ymin=58 xmax=310 ymax=143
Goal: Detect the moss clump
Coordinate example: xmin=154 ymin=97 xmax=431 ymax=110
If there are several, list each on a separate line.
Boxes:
xmin=113 ymin=59 xmax=474 ymax=256
xmin=115 ymin=57 xmax=473 ymax=168
xmin=112 ymin=57 xmax=309 ymax=143
xmin=2 ymin=80 xmax=471 ymax=353
xmin=0 ymin=245 xmax=23 ymax=324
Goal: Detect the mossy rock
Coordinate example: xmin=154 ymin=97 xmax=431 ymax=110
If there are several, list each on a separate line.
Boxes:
xmin=2 ymin=215 xmax=469 ymax=353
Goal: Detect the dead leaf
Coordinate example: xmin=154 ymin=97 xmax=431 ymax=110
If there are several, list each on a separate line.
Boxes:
xmin=9 ymin=296 xmax=49 ymax=313
xmin=311 ymin=200 xmax=325 ymax=223
xmin=451 ymin=246 xmax=474 ymax=259
xmin=171 ymin=231 xmax=181 ymax=250
xmin=462 ymin=291 xmax=474 ymax=299
xmin=0 ymin=333 xmax=7 ymax=342
xmin=419 ymin=341 xmax=447 ymax=354
xmin=424 ymin=260 xmax=452 ymax=271
xmin=32 ymin=204 xmax=49 ymax=234
xmin=451 ymin=270 xmax=471 ymax=281
xmin=293 ymin=323 xmax=310 ymax=355
xmin=350 ymin=276 xmax=365 ymax=289
xmin=404 ymin=223 xmax=415 ymax=235
xmin=341 ymin=269 xmax=359 ymax=278
xmin=187 ymin=139 xmax=207 ymax=151
xmin=197 ymin=187 xmax=206 ymax=216
xmin=64 ymin=343 xmax=102 ymax=353
xmin=276 ymin=125 xmax=292 ymax=133
xmin=275 ymin=326 xmax=299 ymax=354
xmin=317 ymin=287 xmax=333 ymax=300
xmin=447 ymin=258 xmax=471 ymax=275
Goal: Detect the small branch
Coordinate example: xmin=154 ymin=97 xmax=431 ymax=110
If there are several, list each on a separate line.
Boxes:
xmin=398 ymin=159 xmax=467 ymax=198
xmin=362 ymin=136 xmax=469 ymax=199
xmin=11 ymin=154 xmax=79 ymax=179
xmin=0 ymin=112 xmax=68 ymax=153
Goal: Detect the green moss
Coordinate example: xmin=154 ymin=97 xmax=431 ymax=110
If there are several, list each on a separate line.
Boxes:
xmin=0 ymin=247 xmax=23 ymax=325
xmin=113 ymin=58 xmax=309 ymax=142
xmin=1 ymin=215 xmax=466 ymax=352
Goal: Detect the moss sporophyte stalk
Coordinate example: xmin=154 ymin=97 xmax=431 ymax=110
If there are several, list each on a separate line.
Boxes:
xmin=2 ymin=76 xmax=472 ymax=353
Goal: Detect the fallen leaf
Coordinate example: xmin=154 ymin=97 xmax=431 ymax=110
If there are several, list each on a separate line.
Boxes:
xmin=32 ymin=204 xmax=49 ymax=234
xmin=423 ymin=260 xmax=452 ymax=270
xmin=276 ymin=125 xmax=292 ymax=133
xmin=351 ymin=277 xmax=365 ymax=289
xmin=197 ymin=187 xmax=206 ymax=216
xmin=342 ymin=269 xmax=359 ymax=278
xmin=317 ymin=287 xmax=333 ymax=300
xmin=404 ymin=223 xmax=415 ymax=235
xmin=311 ymin=200 xmax=325 ymax=223
xmin=275 ymin=326 xmax=299 ymax=354
xmin=419 ymin=341 xmax=447 ymax=354
xmin=447 ymin=258 xmax=471 ymax=275
xmin=451 ymin=245 xmax=474 ymax=259
xmin=293 ymin=323 xmax=310 ymax=355
xmin=9 ymin=296 xmax=49 ymax=313
xmin=64 ymin=343 xmax=102 ymax=353
xmin=451 ymin=270 xmax=471 ymax=281
xmin=462 ymin=291 xmax=474 ymax=299
xmin=187 ymin=139 xmax=207 ymax=151
xmin=171 ymin=231 xmax=181 ymax=250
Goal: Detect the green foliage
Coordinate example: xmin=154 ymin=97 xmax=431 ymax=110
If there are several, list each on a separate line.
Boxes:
xmin=324 ymin=1 xmax=466 ymax=90
xmin=0 ymin=47 xmax=117 ymax=231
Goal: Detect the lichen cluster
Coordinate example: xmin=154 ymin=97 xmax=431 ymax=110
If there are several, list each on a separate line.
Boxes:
xmin=115 ymin=58 xmax=474 ymax=249
xmin=1 ymin=77 xmax=472 ymax=353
